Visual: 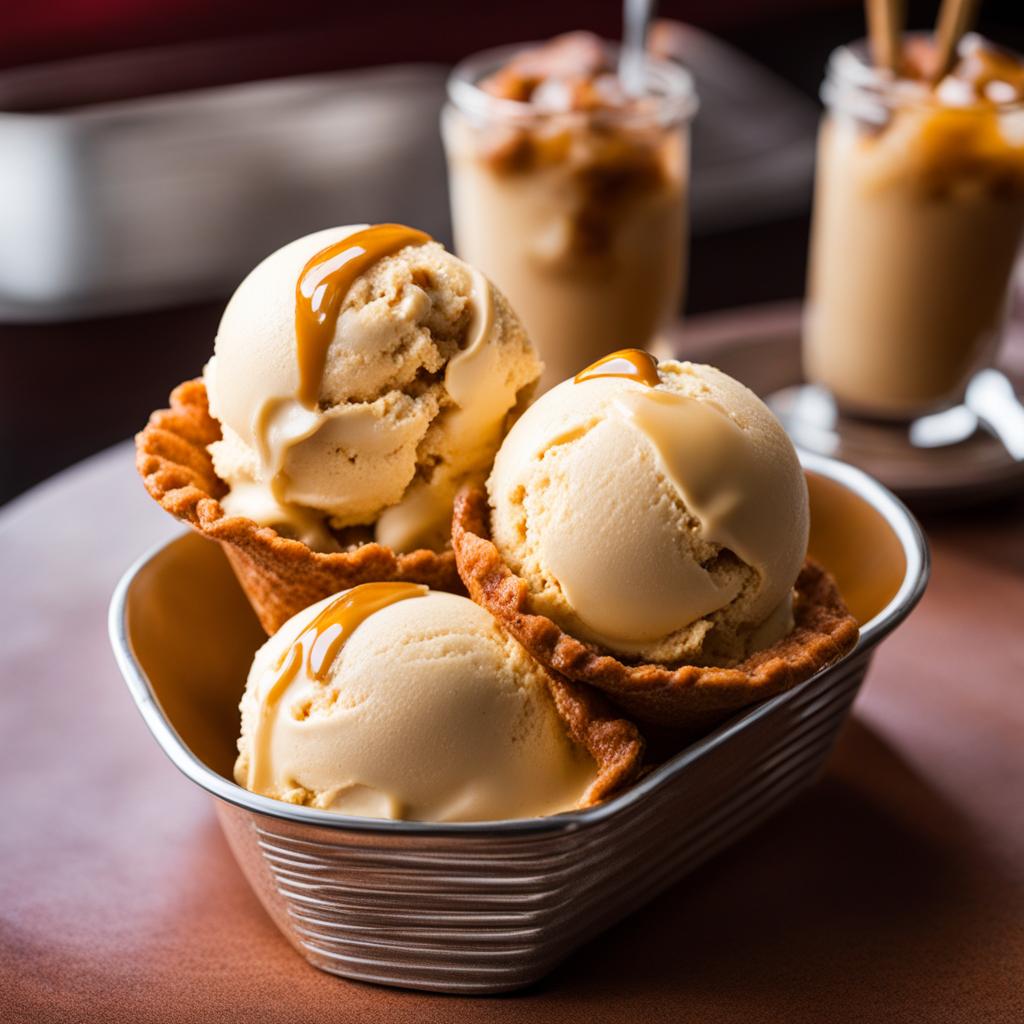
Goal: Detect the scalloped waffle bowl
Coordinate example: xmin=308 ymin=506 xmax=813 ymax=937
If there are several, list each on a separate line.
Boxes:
xmin=135 ymin=379 xmax=464 ymax=635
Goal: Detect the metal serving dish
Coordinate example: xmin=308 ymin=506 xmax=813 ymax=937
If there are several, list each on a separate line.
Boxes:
xmin=110 ymin=452 xmax=927 ymax=995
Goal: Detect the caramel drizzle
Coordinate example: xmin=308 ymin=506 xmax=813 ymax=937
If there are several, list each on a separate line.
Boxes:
xmin=286 ymin=582 xmax=428 ymax=680
xmin=247 ymin=582 xmax=428 ymax=793
xmin=294 ymin=224 xmax=432 ymax=409
xmin=574 ymin=348 xmax=661 ymax=387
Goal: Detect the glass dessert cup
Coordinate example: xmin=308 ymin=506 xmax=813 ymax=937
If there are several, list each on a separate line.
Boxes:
xmin=442 ymin=41 xmax=697 ymax=391
xmin=111 ymin=451 xmax=927 ymax=995
xmin=780 ymin=35 xmax=1024 ymax=487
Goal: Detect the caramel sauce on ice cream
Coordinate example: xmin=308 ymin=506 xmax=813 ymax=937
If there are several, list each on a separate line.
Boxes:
xmin=279 ymin=581 xmax=427 ymax=682
xmin=575 ymin=350 xmax=794 ymax=595
xmin=249 ymin=225 xmax=432 ymax=512
xmin=203 ymin=223 xmax=541 ymax=552
xmin=487 ymin=360 xmax=809 ymax=664
xmin=294 ymin=225 xmax=431 ymax=409
xmin=574 ymin=348 xmax=661 ymax=387
xmin=247 ymin=583 xmax=427 ymax=793
xmin=237 ymin=589 xmax=598 ymax=820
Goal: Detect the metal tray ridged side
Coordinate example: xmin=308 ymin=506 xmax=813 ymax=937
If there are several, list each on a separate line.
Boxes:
xmin=217 ymin=650 xmax=870 ymax=993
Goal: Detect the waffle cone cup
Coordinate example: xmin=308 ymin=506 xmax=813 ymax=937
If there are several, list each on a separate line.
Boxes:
xmin=543 ymin=669 xmax=644 ymax=807
xmin=452 ymin=485 xmax=860 ymax=732
xmin=136 ymin=380 xmax=464 ymax=635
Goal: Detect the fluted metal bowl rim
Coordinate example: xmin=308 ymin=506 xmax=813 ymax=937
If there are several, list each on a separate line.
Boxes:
xmin=110 ymin=450 xmax=928 ymax=836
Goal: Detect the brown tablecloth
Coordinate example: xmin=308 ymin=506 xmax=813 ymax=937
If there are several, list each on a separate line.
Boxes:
xmin=2 ymin=308 xmax=1022 ymax=1023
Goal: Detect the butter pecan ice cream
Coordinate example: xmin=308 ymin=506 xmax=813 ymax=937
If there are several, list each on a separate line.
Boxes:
xmin=205 ymin=224 xmax=541 ymax=552
xmin=486 ymin=352 xmax=809 ymax=665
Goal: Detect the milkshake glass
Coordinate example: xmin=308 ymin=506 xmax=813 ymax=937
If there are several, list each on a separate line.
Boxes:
xmin=443 ymin=37 xmax=697 ymax=390
xmin=805 ymin=35 xmax=1024 ymax=420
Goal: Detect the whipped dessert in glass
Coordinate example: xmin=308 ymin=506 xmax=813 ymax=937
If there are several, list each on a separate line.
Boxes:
xmin=443 ymin=32 xmax=697 ymax=390
xmin=805 ymin=34 xmax=1024 ymax=420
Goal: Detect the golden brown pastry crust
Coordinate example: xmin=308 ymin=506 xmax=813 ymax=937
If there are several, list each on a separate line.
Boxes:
xmin=452 ymin=485 xmax=861 ymax=730
xmin=135 ymin=380 xmax=464 ymax=635
xmin=542 ymin=670 xmax=644 ymax=807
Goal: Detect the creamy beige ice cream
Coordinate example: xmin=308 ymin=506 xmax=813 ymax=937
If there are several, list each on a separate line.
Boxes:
xmin=205 ymin=224 xmax=541 ymax=552
xmin=235 ymin=583 xmax=597 ymax=821
xmin=443 ymin=33 xmax=694 ymax=391
xmin=486 ymin=350 xmax=809 ymax=665
xmin=805 ymin=35 xmax=1024 ymax=418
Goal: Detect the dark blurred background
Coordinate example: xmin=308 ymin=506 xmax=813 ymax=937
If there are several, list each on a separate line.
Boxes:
xmin=1 ymin=0 xmax=1022 ymax=504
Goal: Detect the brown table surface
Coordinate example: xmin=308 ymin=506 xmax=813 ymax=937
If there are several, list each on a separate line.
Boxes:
xmin=3 ymin=306 xmax=1023 ymax=1024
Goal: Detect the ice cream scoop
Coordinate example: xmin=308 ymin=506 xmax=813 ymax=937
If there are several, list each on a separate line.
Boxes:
xmin=486 ymin=350 xmax=809 ymax=665
xmin=205 ymin=224 xmax=541 ymax=553
xmin=235 ymin=584 xmax=598 ymax=821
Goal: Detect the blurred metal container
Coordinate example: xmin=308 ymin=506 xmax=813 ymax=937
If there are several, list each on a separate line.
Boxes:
xmin=110 ymin=452 xmax=926 ymax=994
xmin=0 ymin=23 xmax=815 ymax=323
xmin=0 ymin=56 xmax=449 ymax=322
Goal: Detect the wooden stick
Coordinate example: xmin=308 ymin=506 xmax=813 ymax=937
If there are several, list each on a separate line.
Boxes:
xmin=866 ymin=0 xmax=905 ymax=72
xmin=931 ymin=0 xmax=981 ymax=81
